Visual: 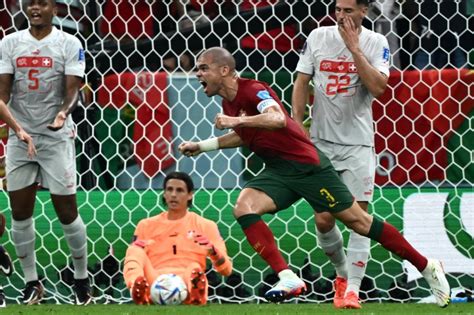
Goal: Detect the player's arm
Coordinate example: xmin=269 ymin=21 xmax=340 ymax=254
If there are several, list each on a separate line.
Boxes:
xmin=339 ymin=17 xmax=388 ymax=97
xmin=179 ymin=130 xmax=243 ymax=157
xmin=292 ymin=72 xmax=312 ymax=137
xmin=0 ymin=75 xmax=36 ymax=158
xmin=47 ymin=75 xmax=82 ymax=131
xmin=215 ymin=105 xmax=286 ymax=131
xmin=0 ymin=74 xmax=12 ymax=104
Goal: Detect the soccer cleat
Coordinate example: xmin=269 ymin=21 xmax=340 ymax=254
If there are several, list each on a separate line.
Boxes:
xmin=131 ymin=276 xmax=150 ymax=305
xmin=333 ymin=276 xmax=347 ymax=308
xmin=0 ymin=246 xmax=13 ymax=277
xmin=73 ymin=278 xmax=92 ymax=305
xmin=343 ymin=291 xmax=361 ymax=309
xmin=22 ymin=280 xmax=44 ymax=305
xmin=0 ymin=289 xmax=5 ymax=308
xmin=264 ymin=269 xmax=306 ymax=303
xmin=421 ymin=259 xmax=450 ymax=308
xmin=187 ymin=268 xmax=207 ymax=305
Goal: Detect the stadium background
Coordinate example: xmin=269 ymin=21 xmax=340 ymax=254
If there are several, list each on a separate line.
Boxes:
xmin=0 ymin=0 xmax=472 ymax=305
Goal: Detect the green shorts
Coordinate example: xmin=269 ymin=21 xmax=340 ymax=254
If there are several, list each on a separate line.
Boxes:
xmin=244 ymin=149 xmax=354 ymax=213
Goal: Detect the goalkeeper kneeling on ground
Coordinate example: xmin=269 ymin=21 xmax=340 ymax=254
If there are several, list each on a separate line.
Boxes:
xmin=123 ymin=172 xmax=232 ymax=305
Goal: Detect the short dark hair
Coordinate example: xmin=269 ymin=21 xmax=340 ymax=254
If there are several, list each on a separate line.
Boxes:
xmin=356 ymin=0 xmax=374 ymax=6
xmin=162 ymin=172 xmax=194 ymax=207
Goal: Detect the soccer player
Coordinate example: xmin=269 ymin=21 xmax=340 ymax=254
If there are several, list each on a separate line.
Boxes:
xmin=292 ymin=0 xmax=389 ymax=308
xmin=178 ymin=47 xmax=450 ymax=307
xmin=123 ymin=171 xmax=232 ymax=305
xmin=0 ymin=0 xmax=91 ymax=305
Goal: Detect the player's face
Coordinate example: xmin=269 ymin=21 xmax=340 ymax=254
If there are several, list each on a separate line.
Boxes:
xmin=24 ymin=0 xmax=57 ymax=27
xmin=163 ymin=179 xmax=193 ymax=212
xmin=196 ymin=54 xmax=225 ymax=97
xmin=335 ymin=0 xmax=367 ymax=29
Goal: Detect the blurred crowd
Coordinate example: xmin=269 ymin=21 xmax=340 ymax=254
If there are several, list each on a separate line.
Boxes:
xmin=1 ymin=0 xmax=472 ymax=73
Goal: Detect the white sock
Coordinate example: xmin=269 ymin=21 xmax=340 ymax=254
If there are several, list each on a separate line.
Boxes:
xmin=346 ymin=230 xmax=370 ymax=296
xmin=12 ymin=217 xmax=38 ymax=283
xmin=62 ymin=216 xmax=88 ymax=280
xmin=316 ymin=224 xmax=347 ymax=279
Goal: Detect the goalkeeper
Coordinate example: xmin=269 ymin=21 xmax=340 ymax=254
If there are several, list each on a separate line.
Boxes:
xmin=179 ymin=47 xmax=450 ymax=308
xmin=123 ymin=172 xmax=232 ymax=305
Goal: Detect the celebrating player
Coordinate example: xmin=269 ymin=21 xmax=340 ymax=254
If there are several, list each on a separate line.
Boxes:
xmin=123 ymin=171 xmax=232 ymax=305
xmin=292 ymin=0 xmax=389 ymax=308
xmin=179 ymin=47 xmax=450 ymax=307
xmin=0 ymin=0 xmax=90 ymax=305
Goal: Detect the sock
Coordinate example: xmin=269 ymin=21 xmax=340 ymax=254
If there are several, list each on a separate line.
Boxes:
xmin=368 ymin=217 xmax=427 ymax=271
xmin=346 ymin=230 xmax=370 ymax=295
xmin=316 ymin=224 xmax=347 ymax=279
xmin=62 ymin=215 xmax=88 ymax=280
xmin=12 ymin=217 xmax=38 ymax=283
xmin=237 ymin=214 xmax=289 ymax=273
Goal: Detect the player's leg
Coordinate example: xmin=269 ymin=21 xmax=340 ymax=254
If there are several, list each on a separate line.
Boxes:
xmin=338 ymin=145 xmax=375 ymax=308
xmin=123 ymin=242 xmax=159 ymax=304
xmin=9 ymin=184 xmax=43 ymax=305
xmin=43 ymin=137 xmax=91 ymax=305
xmin=234 ymin=181 xmax=305 ymax=302
xmin=314 ymin=212 xmax=348 ymax=308
xmin=333 ymin=203 xmax=450 ymax=307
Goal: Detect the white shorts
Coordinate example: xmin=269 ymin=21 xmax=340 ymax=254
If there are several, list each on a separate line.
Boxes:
xmin=6 ymin=135 xmax=77 ymax=195
xmin=315 ymin=139 xmax=375 ymax=202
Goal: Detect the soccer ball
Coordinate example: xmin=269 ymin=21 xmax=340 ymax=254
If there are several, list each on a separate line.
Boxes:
xmin=150 ymin=273 xmax=188 ymax=305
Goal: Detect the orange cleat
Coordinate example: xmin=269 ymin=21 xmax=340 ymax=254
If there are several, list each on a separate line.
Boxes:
xmin=333 ymin=277 xmax=347 ymax=309
xmin=186 ymin=268 xmax=207 ymax=305
xmin=131 ymin=276 xmax=151 ymax=305
xmin=343 ymin=291 xmax=361 ymax=309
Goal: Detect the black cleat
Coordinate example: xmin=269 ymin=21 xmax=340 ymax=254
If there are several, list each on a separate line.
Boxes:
xmin=0 ymin=246 xmax=13 ymax=276
xmin=73 ymin=278 xmax=92 ymax=305
xmin=22 ymin=280 xmax=44 ymax=305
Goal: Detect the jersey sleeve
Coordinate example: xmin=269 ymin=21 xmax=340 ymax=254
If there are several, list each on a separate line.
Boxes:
xmin=248 ymin=82 xmax=280 ymax=114
xmin=295 ymin=30 xmax=317 ymax=75
xmin=370 ymin=34 xmax=390 ymax=77
xmin=64 ymin=35 xmax=85 ymax=77
xmin=0 ymin=36 xmax=15 ymax=74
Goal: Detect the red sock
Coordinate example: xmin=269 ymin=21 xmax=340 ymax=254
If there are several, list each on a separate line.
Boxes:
xmin=379 ymin=222 xmax=428 ymax=271
xmin=242 ymin=220 xmax=289 ymax=273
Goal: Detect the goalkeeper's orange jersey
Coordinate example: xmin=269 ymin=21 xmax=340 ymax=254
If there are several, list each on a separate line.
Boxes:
xmin=131 ymin=210 xmax=230 ymax=274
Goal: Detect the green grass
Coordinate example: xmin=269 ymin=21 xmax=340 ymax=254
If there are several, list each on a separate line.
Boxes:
xmin=2 ymin=303 xmax=472 ymax=315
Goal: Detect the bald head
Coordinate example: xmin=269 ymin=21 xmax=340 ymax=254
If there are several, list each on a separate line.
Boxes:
xmin=200 ymin=47 xmax=236 ymax=73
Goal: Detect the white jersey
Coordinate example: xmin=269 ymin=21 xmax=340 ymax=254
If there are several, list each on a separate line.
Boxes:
xmin=296 ymin=26 xmax=390 ymax=146
xmin=0 ymin=27 xmax=85 ymax=137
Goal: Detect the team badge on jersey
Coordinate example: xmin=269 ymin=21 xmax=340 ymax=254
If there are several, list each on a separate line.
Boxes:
xmin=78 ymin=48 xmax=85 ymax=62
xmin=256 ymin=90 xmax=271 ymax=100
xmin=383 ymin=47 xmax=390 ymax=62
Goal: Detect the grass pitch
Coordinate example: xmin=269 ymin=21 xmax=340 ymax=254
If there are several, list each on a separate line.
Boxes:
xmin=2 ymin=303 xmax=472 ymax=315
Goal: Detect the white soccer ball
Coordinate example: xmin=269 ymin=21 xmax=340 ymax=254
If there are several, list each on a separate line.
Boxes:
xmin=150 ymin=273 xmax=188 ymax=305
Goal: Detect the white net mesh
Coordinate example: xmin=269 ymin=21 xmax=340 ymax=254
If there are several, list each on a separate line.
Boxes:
xmin=0 ymin=0 xmax=472 ymax=305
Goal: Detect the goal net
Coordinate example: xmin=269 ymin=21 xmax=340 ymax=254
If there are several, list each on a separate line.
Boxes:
xmin=0 ymin=0 xmax=472 ymax=304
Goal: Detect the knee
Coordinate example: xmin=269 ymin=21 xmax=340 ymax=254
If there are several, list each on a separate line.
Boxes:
xmin=315 ymin=213 xmax=336 ymax=233
xmin=346 ymin=215 xmax=372 ymax=236
xmin=232 ymin=200 xmax=253 ymax=219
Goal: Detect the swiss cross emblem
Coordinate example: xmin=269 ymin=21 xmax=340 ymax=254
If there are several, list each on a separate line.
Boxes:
xmin=42 ymin=58 xmax=51 ymax=66
xmin=349 ymin=63 xmax=357 ymax=72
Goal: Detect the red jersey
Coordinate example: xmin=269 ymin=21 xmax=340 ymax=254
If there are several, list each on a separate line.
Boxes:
xmin=222 ymin=78 xmax=320 ymax=165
